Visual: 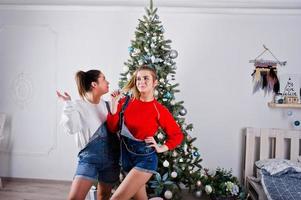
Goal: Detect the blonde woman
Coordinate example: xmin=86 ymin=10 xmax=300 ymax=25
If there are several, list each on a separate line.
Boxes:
xmin=107 ymin=66 xmax=183 ymax=200
xmin=57 ymin=69 xmax=120 ymax=200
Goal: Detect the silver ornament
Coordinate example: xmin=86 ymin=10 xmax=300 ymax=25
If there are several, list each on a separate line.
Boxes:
xmin=164 ymin=190 xmax=173 ymax=199
xmin=169 ymin=50 xmax=178 ymax=59
xmin=171 ymin=171 xmax=177 ymax=178
xmin=163 ymin=160 xmax=170 ymax=167
xmin=293 ymin=120 xmax=301 ymax=127
xmin=179 ymin=108 xmax=187 ymax=116
xmin=157 ymin=132 xmax=164 ymax=140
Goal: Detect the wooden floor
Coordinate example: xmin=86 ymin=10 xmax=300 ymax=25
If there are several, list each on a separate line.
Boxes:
xmin=0 ymin=178 xmax=71 ymax=200
xmin=0 ymin=178 xmax=210 ymax=200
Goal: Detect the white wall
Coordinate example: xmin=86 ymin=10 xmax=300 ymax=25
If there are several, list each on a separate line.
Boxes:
xmin=0 ymin=0 xmax=301 ymax=181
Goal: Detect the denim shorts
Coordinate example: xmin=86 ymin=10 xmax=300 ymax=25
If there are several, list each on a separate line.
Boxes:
xmin=75 ymin=123 xmax=120 ymax=184
xmin=75 ymin=162 xmax=120 ymax=184
xmin=121 ymin=136 xmax=158 ymax=174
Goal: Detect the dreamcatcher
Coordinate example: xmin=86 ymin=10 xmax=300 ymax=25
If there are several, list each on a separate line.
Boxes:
xmin=250 ymin=45 xmax=286 ymax=94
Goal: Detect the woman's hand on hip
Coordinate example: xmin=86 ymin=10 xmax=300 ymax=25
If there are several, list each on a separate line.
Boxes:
xmin=56 ymin=91 xmax=71 ymax=101
xmin=145 ymin=137 xmax=169 ymax=153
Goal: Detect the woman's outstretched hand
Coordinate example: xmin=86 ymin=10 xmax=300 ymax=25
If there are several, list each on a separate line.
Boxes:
xmin=145 ymin=137 xmax=169 ymax=153
xmin=56 ymin=91 xmax=71 ymax=101
xmin=110 ymin=90 xmax=123 ymax=114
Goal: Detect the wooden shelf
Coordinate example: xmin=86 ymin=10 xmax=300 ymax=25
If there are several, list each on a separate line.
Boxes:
xmin=268 ymin=102 xmax=301 ymax=108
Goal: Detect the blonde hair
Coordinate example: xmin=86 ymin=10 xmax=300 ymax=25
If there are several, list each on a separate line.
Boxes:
xmin=122 ymin=66 xmax=157 ymax=99
xmin=75 ymin=70 xmax=102 ymax=99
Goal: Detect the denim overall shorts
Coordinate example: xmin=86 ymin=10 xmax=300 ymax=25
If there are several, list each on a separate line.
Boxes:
xmin=119 ymin=122 xmax=158 ymax=174
xmin=76 ymin=121 xmax=120 ymax=184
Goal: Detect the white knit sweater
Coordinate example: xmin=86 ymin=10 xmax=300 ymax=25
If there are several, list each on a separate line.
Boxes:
xmin=60 ymin=99 xmax=108 ymax=151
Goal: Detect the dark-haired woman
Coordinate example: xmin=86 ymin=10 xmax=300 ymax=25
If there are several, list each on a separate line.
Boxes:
xmin=57 ymin=69 xmax=120 ymax=200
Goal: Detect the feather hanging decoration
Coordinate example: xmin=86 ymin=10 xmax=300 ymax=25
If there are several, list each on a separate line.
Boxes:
xmin=268 ymin=67 xmax=277 ymax=79
xmin=273 ymin=79 xmax=280 ymax=93
xmin=253 ymin=77 xmax=262 ymax=93
xmin=254 ymin=68 xmax=261 ymax=82
xmin=261 ymin=72 xmax=268 ymax=89
xmin=250 ymin=45 xmax=286 ymax=94
xmin=268 ymin=67 xmax=280 ymax=93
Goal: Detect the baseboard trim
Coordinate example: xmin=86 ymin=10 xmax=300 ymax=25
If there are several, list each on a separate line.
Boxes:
xmin=1 ymin=177 xmax=72 ymax=185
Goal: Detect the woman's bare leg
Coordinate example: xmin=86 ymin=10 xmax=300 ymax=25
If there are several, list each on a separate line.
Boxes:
xmin=110 ymin=168 xmax=152 ymax=200
xmin=97 ymin=182 xmax=113 ymax=200
xmin=67 ymin=177 xmax=93 ymax=200
xmin=133 ymin=184 xmax=148 ymax=200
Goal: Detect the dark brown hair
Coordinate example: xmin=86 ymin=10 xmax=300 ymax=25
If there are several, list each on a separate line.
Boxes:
xmin=75 ymin=70 xmax=102 ymax=99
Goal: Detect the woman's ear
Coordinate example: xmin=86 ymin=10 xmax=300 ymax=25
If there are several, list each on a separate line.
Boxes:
xmin=91 ymin=82 xmax=97 ymax=88
xmin=154 ymin=80 xmax=158 ymax=87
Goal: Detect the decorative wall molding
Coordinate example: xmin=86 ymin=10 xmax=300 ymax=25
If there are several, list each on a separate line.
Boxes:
xmin=10 ymin=72 xmax=34 ymax=110
xmin=0 ymin=0 xmax=301 ymax=10
xmin=0 ymin=24 xmax=58 ymax=157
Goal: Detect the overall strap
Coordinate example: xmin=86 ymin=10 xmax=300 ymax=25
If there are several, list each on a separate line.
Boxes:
xmin=105 ymin=101 xmax=111 ymax=114
xmin=118 ymin=94 xmax=131 ymax=130
xmin=79 ymin=100 xmax=112 ymax=155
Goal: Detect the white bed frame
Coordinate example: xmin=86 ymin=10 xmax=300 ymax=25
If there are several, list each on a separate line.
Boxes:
xmin=243 ymin=127 xmax=301 ymax=200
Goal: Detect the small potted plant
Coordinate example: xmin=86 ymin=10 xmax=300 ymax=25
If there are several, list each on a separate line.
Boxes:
xmin=200 ymin=168 xmax=246 ymax=200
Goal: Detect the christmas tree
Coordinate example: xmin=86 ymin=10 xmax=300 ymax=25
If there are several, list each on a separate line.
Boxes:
xmin=119 ymin=1 xmax=203 ymax=199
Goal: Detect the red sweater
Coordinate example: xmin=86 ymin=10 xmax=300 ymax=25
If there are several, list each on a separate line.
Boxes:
xmin=107 ymin=98 xmax=183 ymax=150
